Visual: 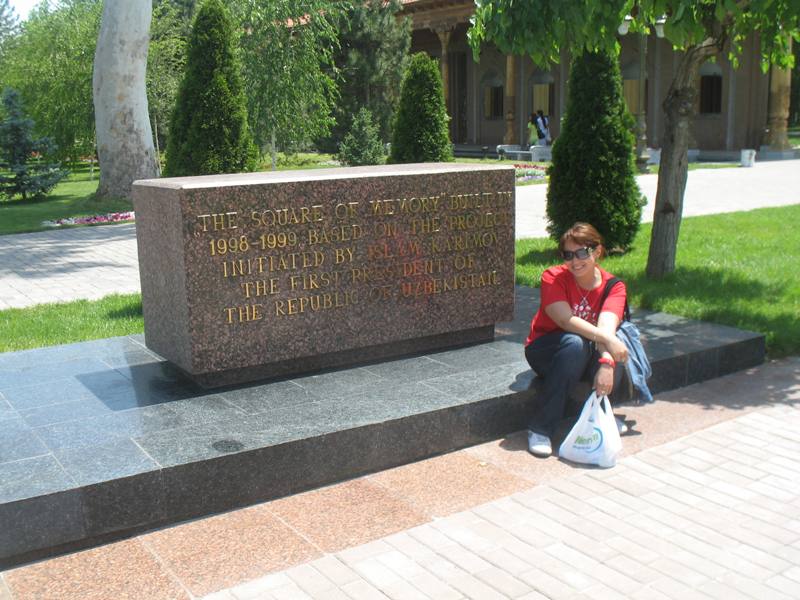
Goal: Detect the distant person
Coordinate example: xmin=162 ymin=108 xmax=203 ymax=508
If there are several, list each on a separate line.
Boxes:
xmin=524 ymin=222 xmax=629 ymax=458
xmin=527 ymin=113 xmax=540 ymax=150
xmin=536 ymin=109 xmax=551 ymax=145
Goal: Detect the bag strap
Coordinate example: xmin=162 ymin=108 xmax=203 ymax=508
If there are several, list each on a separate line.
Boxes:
xmin=599 ymin=277 xmax=631 ymax=322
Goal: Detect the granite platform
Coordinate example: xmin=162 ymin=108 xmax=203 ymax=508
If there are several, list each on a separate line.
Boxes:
xmin=0 ymin=286 xmax=765 ymax=567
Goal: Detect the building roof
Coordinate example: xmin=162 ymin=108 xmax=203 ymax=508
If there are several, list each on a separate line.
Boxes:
xmin=398 ymin=0 xmax=473 ymax=30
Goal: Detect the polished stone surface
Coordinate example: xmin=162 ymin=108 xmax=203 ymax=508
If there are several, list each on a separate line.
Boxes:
xmin=0 ymin=286 xmax=765 ymax=565
xmin=133 ymin=163 xmax=516 ymax=386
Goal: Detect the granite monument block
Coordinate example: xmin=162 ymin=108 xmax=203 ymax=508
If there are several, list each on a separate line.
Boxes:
xmin=132 ymin=163 xmax=516 ymax=386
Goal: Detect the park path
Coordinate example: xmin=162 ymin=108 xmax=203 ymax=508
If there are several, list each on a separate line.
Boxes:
xmin=515 ymin=158 xmax=800 ymax=238
xmin=0 ymin=159 xmax=798 ymax=309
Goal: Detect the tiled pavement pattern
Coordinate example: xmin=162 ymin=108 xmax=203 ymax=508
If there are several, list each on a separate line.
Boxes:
xmin=2 ymin=357 xmax=798 ymax=599
xmin=0 ymin=223 xmax=139 ymax=309
xmin=1 ymin=160 xmax=798 ymax=308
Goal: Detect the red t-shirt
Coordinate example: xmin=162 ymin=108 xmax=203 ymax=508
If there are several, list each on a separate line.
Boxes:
xmin=525 ymin=265 xmax=627 ymax=345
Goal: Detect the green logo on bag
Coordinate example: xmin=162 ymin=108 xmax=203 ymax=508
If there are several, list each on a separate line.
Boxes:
xmin=573 ymin=427 xmax=603 ymax=453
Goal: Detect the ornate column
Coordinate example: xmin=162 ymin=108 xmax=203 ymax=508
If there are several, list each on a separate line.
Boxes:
xmin=762 ymin=38 xmax=792 ymax=151
xmin=435 ymin=27 xmax=452 ymax=109
xmin=504 ymin=54 xmax=517 ymax=144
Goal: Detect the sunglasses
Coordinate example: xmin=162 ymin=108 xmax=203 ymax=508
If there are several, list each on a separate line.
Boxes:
xmin=561 ymin=246 xmax=594 ymax=261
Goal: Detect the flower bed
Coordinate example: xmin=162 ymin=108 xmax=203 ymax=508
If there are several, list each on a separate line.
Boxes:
xmin=42 ymin=211 xmax=135 ymax=227
xmin=514 ymin=163 xmax=547 ymax=184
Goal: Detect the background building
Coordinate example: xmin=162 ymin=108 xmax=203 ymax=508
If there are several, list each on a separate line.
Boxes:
xmin=400 ymin=0 xmax=792 ymax=158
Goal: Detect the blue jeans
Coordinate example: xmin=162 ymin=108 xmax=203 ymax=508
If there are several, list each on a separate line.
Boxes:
xmin=524 ymin=331 xmax=622 ymax=437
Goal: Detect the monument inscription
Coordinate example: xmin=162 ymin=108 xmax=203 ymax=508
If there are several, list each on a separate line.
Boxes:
xmin=133 ymin=163 xmax=515 ymax=386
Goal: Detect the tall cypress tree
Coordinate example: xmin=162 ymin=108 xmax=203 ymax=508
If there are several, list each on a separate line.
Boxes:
xmin=164 ymin=0 xmax=257 ymax=177
xmin=390 ymin=52 xmax=452 ymax=164
xmin=546 ymin=49 xmax=644 ymax=251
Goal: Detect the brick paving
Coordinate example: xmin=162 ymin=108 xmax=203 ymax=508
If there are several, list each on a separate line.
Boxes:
xmin=0 ymin=355 xmax=797 ymax=598
xmin=0 ymin=223 xmax=139 ymax=309
xmin=204 ymin=391 xmax=800 ymax=600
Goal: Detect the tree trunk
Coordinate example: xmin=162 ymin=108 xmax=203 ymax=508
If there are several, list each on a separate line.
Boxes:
xmin=153 ymin=113 xmax=161 ymax=176
xmin=270 ymin=130 xmax=277 ymax=171
xmin=93 ymin=0 xmax=158 ymax=200
xmin=646 ymin=42 xmax=718 ymax=279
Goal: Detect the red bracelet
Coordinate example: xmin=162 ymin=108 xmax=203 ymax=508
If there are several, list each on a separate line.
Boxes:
xmin=598 ymin=357 xmax=616 ymax=369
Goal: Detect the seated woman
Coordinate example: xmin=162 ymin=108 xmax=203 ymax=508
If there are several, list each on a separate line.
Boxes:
xmin=524 ymin=222 xmax=628 ymax=457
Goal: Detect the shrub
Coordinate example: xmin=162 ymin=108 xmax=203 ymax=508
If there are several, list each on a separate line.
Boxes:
xmin=390 ymin=52 xmax=452 ymax=163
xmin=0 ymin=87 xmax=68 ymax=201
xmin=546 ymin=49 xmax=644 ymax=251
xmin=338 ymin=107 xmax=385 ymax=166
xmin=164 ymin=0 xmax=257 ymax=177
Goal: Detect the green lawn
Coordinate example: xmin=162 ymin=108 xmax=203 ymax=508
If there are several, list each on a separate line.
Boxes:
xmin=1 ymin=205 xmax=798 ymax=358
xmin=259 ymin=152 xmax=341 ymax=171
xmin=789 ymin=125 xmax=800 ymax=149
xmin=0 ymin=294 xmax=142 ymax=352
xmin=516 ymin=205 xmax=800 ymax=358
xmin=0 ymin=163 xmax=132 ymax=235
xmin=646 ymin=161 xmax=741 ymax=175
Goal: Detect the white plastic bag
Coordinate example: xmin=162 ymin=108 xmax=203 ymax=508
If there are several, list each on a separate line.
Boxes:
xmin=558 ymin=392 xmax=621 ymax=468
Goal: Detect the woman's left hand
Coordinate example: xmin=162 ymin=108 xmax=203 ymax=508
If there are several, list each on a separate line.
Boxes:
xmin=594 ymin=364 xmax=614 ymax=397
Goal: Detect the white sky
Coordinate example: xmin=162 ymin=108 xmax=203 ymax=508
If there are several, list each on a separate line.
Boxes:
xmin=8 ymin=0 xmax=41 ymax=21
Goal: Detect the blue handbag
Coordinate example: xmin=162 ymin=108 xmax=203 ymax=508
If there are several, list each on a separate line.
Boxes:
xmin=599 ymin=277 xmax=654 ymax=403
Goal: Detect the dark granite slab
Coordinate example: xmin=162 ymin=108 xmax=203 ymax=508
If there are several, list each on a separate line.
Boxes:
xmin=0 ymin=394 xmax=16 ymax=422
xmin=0 ymin=286 xmax=765 ymax=567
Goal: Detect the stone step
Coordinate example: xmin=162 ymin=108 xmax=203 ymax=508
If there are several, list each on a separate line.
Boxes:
xmin=0 ymin=286 xmax=764 ymax=567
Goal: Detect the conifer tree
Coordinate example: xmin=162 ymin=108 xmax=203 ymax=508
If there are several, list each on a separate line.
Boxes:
xmin=390 ymin=52 xmax=452 ymax=164
xmin=165 ymin=0 xmax=257 ymax=176
xmin=338 ymin=107 xmax=384 ymax=166
xmin=0 ymin=87 xmax=68 ymax=201
xmin=546 ymin=49 xmax=643 ymax=251
xmin=319 ymin=0 xmax=410 ymax=152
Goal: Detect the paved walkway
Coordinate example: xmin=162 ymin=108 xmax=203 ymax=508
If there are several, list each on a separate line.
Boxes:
xmin=0 ymin=223 xmax=139 ymax=309
xmin=0 ymin=160 xmax=798 ymax=309
xmin=515 ymin=158 xmax=800 ymax=238
xmin=2 ymin=357 xmax=799 ymax=599
xmin=214 ymin=401 xmax=800 ymax=600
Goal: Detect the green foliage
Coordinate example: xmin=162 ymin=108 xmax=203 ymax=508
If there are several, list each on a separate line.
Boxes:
xmin=0 ymin=87 xmax=68 ymax=201
xmin=319 ymin=0 xmax=410 ymax=152
xmin=165 ymin=0 xmax=257 ymax=177
xmin=469 ymin=1 xmax=799 ymax=71
xmin=516 ymin=205 xmax=800 ymax=358
xmin=0 ymin=0 xmax=18 ymax=48
xmin=234 ymin=0 xmax=342 ymax=154
xmin=0 ymin=0 xmax=101 ymax=160
xmin=390 ymin=52 xmax=452 ymax=164
xmin=338 ymin=107 xmax=385 ymax=166
xmin=147 ymin=1 xmax=192 ymax=156
xmin=546 ymin=50 xmax=643 ymax=251
xmin=154 ymin=0 xmax=197 ymax=23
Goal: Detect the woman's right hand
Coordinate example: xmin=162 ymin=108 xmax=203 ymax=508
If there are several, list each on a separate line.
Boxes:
xmin=604 ymin=335 xmax=628 ymax=363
